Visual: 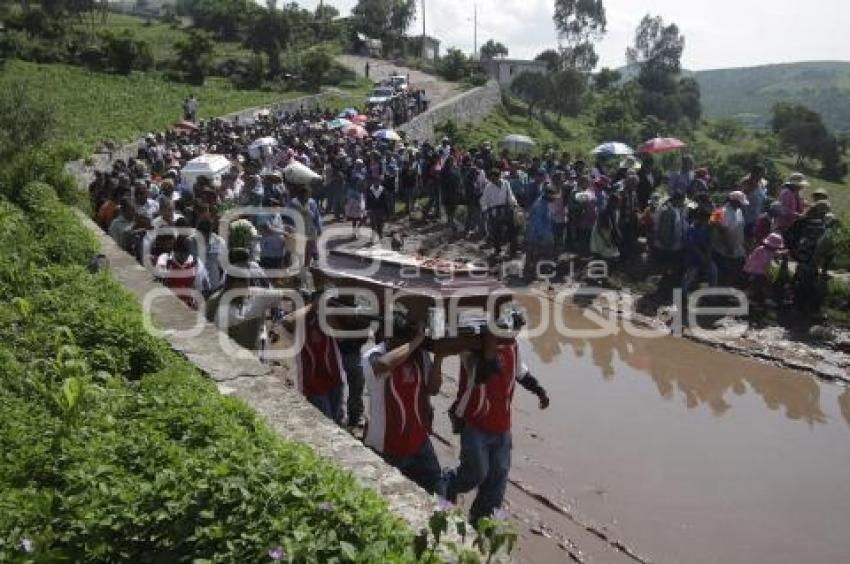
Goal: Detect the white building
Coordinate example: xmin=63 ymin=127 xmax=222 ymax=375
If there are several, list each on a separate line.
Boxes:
xmin=479 ymin=58 xmax=550 ymax=86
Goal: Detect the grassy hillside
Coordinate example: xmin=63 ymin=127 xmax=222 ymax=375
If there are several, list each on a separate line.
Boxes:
xmin=619 ymin=61 xmax=850 ymax=133
xmin=0 ymin=60 xmax=306 ymax=151
xmin=70 ymin=12 xmax=253 ymax=67
xmin=695 ymin=61 xmax=850 ymax=132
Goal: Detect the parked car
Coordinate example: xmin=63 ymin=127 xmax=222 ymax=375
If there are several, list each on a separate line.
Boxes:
xmin=366 ymin=86 xmax=395 ymax=107
xmin=388 ymin=74 xmax=409 ymax=93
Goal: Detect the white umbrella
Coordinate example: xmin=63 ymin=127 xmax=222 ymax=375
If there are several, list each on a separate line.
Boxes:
xmin=591 ymin=142 xmax=634 ymax=157
xmin=373 ymin=129 xmax=402 ymax=142
xmin=500 ymin=134 xmax=536 ymax=152
xmin=249 ymin=136 xmax=278 ymax=150
xmin=283 ymin=161 xmax=321 ymax=185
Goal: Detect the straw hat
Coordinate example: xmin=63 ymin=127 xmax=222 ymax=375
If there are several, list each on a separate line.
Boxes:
xmin=786 ymin=173 xmax=810 ymax=187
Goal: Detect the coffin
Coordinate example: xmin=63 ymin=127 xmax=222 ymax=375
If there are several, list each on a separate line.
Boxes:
xmin=312 ymin=247 xmax=513 ymax=353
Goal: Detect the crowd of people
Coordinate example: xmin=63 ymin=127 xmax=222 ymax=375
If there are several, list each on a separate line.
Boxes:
xmin=88 ymin=95 xmax=837 ymax=524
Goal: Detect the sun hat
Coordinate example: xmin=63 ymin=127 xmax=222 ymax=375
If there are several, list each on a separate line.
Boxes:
xmin=763 ymin=233 xmax=785 ymax=250
xmin=619 ymin=156 xmax=641 ymax=171
xmin=813 ymin=188 xmax=829 ymax=199
xmin=786 ymin=172 xmax=810 ymax=187
xmin=728 ymin=190 xmax=750 ymax=206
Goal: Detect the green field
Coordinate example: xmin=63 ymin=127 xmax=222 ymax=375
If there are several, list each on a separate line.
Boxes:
xmin=0 ymin=60 xmax=307 ymax=151
xmin=72 ymin=12 xmax=254 ymax=67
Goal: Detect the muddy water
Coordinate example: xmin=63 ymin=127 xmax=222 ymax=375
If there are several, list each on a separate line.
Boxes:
xmin=454 ymin=293 xmax=850 ymax=563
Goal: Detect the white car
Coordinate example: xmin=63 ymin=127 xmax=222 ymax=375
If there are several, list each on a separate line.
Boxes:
xmin=367 ymin=87 xmax=395 ymax=106
xmin=388 ymin=75 xmax=409 ymax=93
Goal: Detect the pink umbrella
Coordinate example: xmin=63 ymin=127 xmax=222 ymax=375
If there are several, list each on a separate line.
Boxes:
xmin=344 ymin=124 xmax=369 ymax=139
xmin=350 ymin=114 xmax=369 ymax=124
xmin=637 ymin=137 xmax=688 ymax=155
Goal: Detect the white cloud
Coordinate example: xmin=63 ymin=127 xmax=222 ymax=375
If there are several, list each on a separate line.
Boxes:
xmin=297 ymin=0 xmax=850 ymax=70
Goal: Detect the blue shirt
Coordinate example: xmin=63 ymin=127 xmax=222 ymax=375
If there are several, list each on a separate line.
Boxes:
xmin=526 ymin=196 xmax=554 ymax=244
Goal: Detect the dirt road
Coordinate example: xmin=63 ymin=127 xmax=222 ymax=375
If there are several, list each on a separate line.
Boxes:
xmin=336 ymin=54 xmax=463 ymax=107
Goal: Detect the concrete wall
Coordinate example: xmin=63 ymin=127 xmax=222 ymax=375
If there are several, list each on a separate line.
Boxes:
xmin=398 ymin=80 xmax=502 ymax=142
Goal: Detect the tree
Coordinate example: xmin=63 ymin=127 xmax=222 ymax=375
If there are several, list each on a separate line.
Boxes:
xmin=480 ymin=39 xmax=508 ymax=60
xmin=548 ymin=68 xmax=587 ymax=120
xmin=174 ymin=29 xmax=215 ymax=85
xmin=511 ymin=71 xmax=550 ymax=117
xmin=771 ymin=102 xmax=832 ymax=166
xmin=626 ymin=14 xmax=700 ymax=126
xmin=552 ymin=0 xmax=606 ymax=71
xmin=0 ymin=83 xmax=56 ymax=161
xmin=301 ymin=44 xmax=334 ymax=91
xmin=592 ymin=67 xmax=620 ymax=91
xmin=535 ymin=49 xmax=562 ymax=72
xmin=436 ymin=48 xmax=471 ymax=81
xmin=627 ymin=14 xmax=684 ymax=93
xmin=820 ymin=136 xmax=848 ymax=181
xmin=351 ymin=0 xmax=416 ymax=52
xmin=244 ymin=0 xmax=293 ymax=77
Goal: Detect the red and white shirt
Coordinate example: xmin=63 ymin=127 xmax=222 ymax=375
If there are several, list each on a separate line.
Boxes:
xmin=453 ymin=342 xmax=530 ymax=434
xmin=295 ymin=318 xmax=346 ymax=398
xmin=363 ymin=343 xmax=433 ymax=458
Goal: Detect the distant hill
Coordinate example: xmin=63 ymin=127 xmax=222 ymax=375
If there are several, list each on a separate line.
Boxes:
xmin=617 ymin=61 xmax=850 ymax=132
xmin=695 ymin=61 xmax=850 ymax=132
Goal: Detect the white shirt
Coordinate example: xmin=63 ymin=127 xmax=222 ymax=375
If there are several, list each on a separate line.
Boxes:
xmin=480 ymin=179 xmax=517 ymax=212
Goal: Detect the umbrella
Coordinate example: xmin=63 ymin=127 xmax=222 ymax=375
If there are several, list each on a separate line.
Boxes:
xmin=351 ymin=114 xmax=369 ymax=124
xmin=591 ymin=142 xmax=634 ymax=157
xmin=500 ymin=134 xmax=536 ymax=152
xmin=637 ymin=137 xmax=688 ymax=155
xmin=327 ymin=118 xmax=351 ymax=130
xmin=373 ymin=129 xmax=402 ymax=142
xmin=343 ymin=124 xmax=369 ymax=139
xmin=248 ymin=136 xmax=278 ymax=150
xmin=340 ymin=108 xmax=358 ymax=118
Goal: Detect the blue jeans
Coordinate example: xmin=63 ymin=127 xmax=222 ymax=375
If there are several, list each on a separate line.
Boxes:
xmin=307 ymin=384 xmax=343 ymax=424
xmin=445 ymin=426 xmax=512 ymax=524
xmin=385 ymin=438 xmax=442 ymax=495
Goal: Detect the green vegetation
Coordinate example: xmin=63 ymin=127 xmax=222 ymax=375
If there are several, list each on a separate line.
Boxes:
xmin=0 ymin=60 xmax=303 ymax=151
xmin=694 ymin=61 xmax=850 ymax=133
xmin=0 ymin=183 xmax=423 ymax=562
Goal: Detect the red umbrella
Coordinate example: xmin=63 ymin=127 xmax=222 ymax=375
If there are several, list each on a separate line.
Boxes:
xmin=637 ymin=137 xmax=687 ymax=154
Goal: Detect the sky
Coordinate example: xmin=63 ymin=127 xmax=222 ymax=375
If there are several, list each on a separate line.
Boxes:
xmin=296 ymin=0 xmax=850 ymax=70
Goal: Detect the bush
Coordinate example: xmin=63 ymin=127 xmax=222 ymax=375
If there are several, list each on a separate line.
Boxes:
xmin=0 ymin=192 xmax=422 ymax=562
xmin=0 ymin=148 xmax=80 ymax=205
xmin=99 ymin=31 xmax=155 ymax=75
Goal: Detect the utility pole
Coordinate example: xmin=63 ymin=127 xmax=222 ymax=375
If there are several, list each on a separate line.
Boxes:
xmin=473 ymin=2 xmax=478 ymax=60
xmin=421 ymin=0 xmax=426 ymax=59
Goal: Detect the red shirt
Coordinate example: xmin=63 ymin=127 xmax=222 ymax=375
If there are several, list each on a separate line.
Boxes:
xmin=364 ymin=344 xmax=433 ymax=458
xmin=454 ymin=342 xmax=528 ymax=434
xmin=296 ymin=319 xmax=345 ymax=397
xmin=163 ymin=256 xmax=199 ymax=309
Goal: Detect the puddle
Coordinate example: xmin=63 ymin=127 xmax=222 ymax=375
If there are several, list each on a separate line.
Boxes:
xmin=466 ymin=293 xmax=850 ymax=563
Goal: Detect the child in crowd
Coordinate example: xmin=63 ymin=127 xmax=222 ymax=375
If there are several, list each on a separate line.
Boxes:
xmin=743 ymin=233 xmax=786 ymax=304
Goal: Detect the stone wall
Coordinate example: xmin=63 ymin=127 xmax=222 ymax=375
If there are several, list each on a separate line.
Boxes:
xmin=398 ymin=80 xmax=502 ymax=142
